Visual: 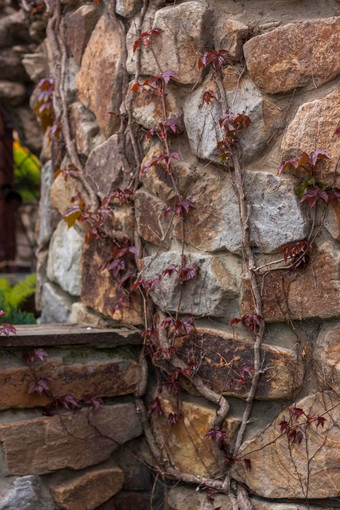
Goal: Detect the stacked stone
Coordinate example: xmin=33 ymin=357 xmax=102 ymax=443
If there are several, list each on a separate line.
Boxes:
xmin=3 ymin=0 xmax=340 ymax=508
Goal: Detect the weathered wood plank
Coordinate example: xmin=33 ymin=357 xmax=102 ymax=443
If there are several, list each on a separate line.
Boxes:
xmin=0 ymin=323 xmax=142 ymax=347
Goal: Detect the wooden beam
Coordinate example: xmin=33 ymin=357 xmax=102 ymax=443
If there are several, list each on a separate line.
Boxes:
xmin=0 ymin=323 xmax=142 ymax=347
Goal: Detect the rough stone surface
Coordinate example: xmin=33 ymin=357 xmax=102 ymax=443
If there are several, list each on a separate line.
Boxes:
xmin=126 ymin=2 xmax=211 ymax=85
xmin=40 ymin=282 xmax=77 ymax=323
xmin=0 ymin=475 xmax=56 ymax=510
xmin=175 ymin=326 xmax=304 ymax=400
xmin=49 ymin=465 xmax=124 ymax=510
xmin=81 ymin=237 xmax=143 ymax=324
xmin=134 ymin=190 xmax=168 ymax=245
xmin=152 ymin=393 xmax=240 ymax=478
xmin=116 ymin=0 xmax=142 ymax=18
xmin=281 ymin=87 xmax=340 ymax=187
xmin=324 ymin=201 xmax=340 ymax=241
xmin=65 ymin=4 xmax=99 ymax=66
xmin=47 ymin=220 xmax=84 ymax=296
xmin=50 ymin=173 xmax=84 ymax=217
xmin=314 ymin=322 xmax=340 ymax=389
xmin=84 ymin=135 xmax=130 ymax=199
xmin=0 ymin=47 xmax=27 ymax=80
xmin=244 ymin=17 xmax=340 ymax=93
xmin=22 ymin=52 xmax=47 ymax=82
xmin=0 ymin=403 xmax=142 ymax=475
xmin=69 ymin=102 xmax=102 ymax=157
xmin=0 ymin=81 xmax=25 ymax=105
xmin=142 ymin=251 xmax=242 ymax=318
xmin=76 ymin=16 xmax=123 ymax=136
xmin=233 ymin=391 xmax=340 ymax=499
xmin=130 ymin=82 xmax=182 ymax=130
xmin=168 ymin=486 xmax=232 ymax=510
xmin=69 ymin=302 xmax=115 ymax=327
xmin=37 ymin=161 xmax=60 ymax=247
xmin=0 ymin=349 xmax=138 ymax=409
xmin=242 ymin=241 xmax=340 ymax=321
xmin=214 ymin=18 xmax=248 ymax=60
xmin=175 ymin=166 xmax=310 ymax=254
xmin=183 ymin=70 xmax=282 ymax=164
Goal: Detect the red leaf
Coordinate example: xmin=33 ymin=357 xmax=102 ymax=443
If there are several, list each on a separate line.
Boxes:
xmin=0 ymin=323 xmax=16 ymax=336
xmin=310 ymin=150 xmax=331 ymax=166
xmin=292 ymin=407 xmax=304 ymax=420
xmin=178 ymin=263 xmax=199 ymax=282
xmin=202 ymin=90 xmax=217 ymax=105
xmin=148 ymin=397 xmax=164 ymax=416
xmin=279 ymin=420 xmax=289 ymax=433
xmin=316 ymin=415 xmax=326 ymax=427
xmin=244 ymin=458 xmax=252 ymax=470
xmin=133 ymin=39 xmax=140 ymax=53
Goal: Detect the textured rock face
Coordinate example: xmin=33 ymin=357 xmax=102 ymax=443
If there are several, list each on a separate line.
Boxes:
xmin=116 ymin=0 xmax=142 ymax=19
xmin=151 ymin=394 xmax=240 ymax=478
xmin=134 ymin=190 xmax=168 ymax=245
xmin=214 ymin=18 xmax=248 ymax=60
xmin=50 ymin=173 xmax=83 ymax=217
xmin=142 ymin=251 xmax=242 ymax=318
xmin=242 ymin=241 xmax=340 ymax=321
xmin=314 ymin=322 xmax=340 ymax=389
xmin=233 ymin=391 xmax=340 ymax=499
xmin=183 ymin=71 xmax=282 ymax=164
xmin=126 ymin=1 xmax=211 ymax=85
xmin=0 ymin=349 xmax=138 ymax=409
xmin=40 ymin=282 xmax=77 ymax=323
xmin=324 ymin=201 xmax=340 ymax=241
xmin=130 ymin=82 xmax=181 ymax=130
xmin=50 ymin=466 xmax=124 ymax=510
xmin=176 ymin=166 xmax=310 ymax=254
xmin=0 ymin=403 xmax=142 ymax=475
xmin=76 ymin=16 xmax=123 ymax=136
xmin=281 ymin=87 xmax=340 ymax=187
xmin=175 ymin=326 xmax=303 ymax=400
xmin=47 ymin=220 xmax=84 ymax=296
xmin=244 ymin=17 xmax=340 ymax=93
xmin=81 ymin=237 xmax=143 ymax=324
xmin=168 ymin=487 xmax=232 ymax=510
xmin=69 ymin=102 xmax=102 ymax=157
xmin=0 ymin=475 xmax=56 ymax=510
xmin=65 ymin=4 xmax=99 ymax=66
xmin=84 ymin=134 xmax=129 ymax=198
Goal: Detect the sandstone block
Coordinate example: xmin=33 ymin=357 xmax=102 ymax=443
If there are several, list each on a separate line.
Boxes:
xmin=281 ymin=87 xmax=340 ymax=187
xmin=0 ymin=403 xmax=142 ymax=475
xmin=233 ymin=391 xmax=340 ymax=498
xmin=40 ymin=282 xmax=77 ymax=324
xmin=324 ymin=200 xmax=340 ymax=241
xmin=69 ymin=102 xmax=102 ymax=157
xmin=47 ymin=220 xmax=84 ymax=296
xmin=314 ymin=322 xmax=340 ymax=389
xmin=134 ymin=190 xmax=168 ymax=245
xmin=116 ymin=0 xmax=142 ymax=18
xmin=175 ymin=165 xmax=310 ymax=254
xmin=142 ymin=251 xmax=242 ymax=318
xmin=65 ymin=4 xmax=100 ymax=66
xmin=22 ymin=53 xmax=47 ymax=82
xmin=168 ymin=486 xmax=232 ymax=510
xmin=214 ymin=18 xmax=248 ymax=60
xmin=49 ymin=465 xmax=124 ymax=510
xmin=84 ymin=134 xmax=130 ymax=199
xmin=244 ymin=17 xmax=340 ymax=93
xmin=81 ymin=237 xmax=143 ymax=324
xmin=242 ymin=241 xmax=340 ymax=321
xmin=183 ymin=70 xmax=282 ymax=164
xmin=152 ymin=394 xmax=241 ymax=478
xmin=76 ymin=16 xmax=123 ymax=136
xmin=175 ymin=326 xmax=304 ymax=400
xmin=126 ymin=2 xmax=211 ymax=85
xmin=50 ymin=172 xmax=83 ymax=217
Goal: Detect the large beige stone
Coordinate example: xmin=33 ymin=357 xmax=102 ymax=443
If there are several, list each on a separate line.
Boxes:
xmin=76 ymin=16 xmax=123 ymax=136
xmin=50 ymin=465 xmax=124 ymax=510
xmin=81 ymin=237 xmax=143 ymax=324
xmin=134 ymin=190 xmax=168 ymax=245
xmin=126 ymin=2 xmax=211 ymax=85
xmin=168 ymin=486 xmax=232 ymax=510
xmin=69 ymin=102 xmax=103 ymax=157
xmin=183 ymin=70 xmax=282 ymax=164
xmin=65 ymin=4 xmax=100 ymax=65
xmin=233 ymin=391 xmax=340 ymax=499
xmin=214 ymin=18 xmax=248 ymax=60
xmin=314 ymin=322 xmax=340 ymax=389
xmin=242 ymin=241 xmax=340 ymax=321
xmin=130 ymin=81 xmax=182 ymax=130
xmin=0 ymin=349 xmax=138 ymax=409
xmin=50 ymin=172 xmax=84 ymax=217
xmin=175 ymin=326 xmax=304 ymax=400
xmin=281 ymin=87 xmax=340 ymax=187
xmin=175 ymin=166 xmax=309 ymax=254
xmin=244 ymin=17 xmax=340 ymax=93
xmin=0 ymin=403 xmax=142 ymax=475
xmin=152 ymin=394 xmax=240 ymax=478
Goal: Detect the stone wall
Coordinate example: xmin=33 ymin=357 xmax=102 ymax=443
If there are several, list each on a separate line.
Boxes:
xmin=2 ymin=0 xmax=340 ymax=508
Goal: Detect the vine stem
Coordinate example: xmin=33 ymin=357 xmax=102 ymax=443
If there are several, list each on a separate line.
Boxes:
xmin=214 ymin=71 xmax=265 ymax=458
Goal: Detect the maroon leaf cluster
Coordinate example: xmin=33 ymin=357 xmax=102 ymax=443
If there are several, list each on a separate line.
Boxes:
xmin=164 ymin=198 xmax=196 ymax=218
xmin=23 ymin=348 xmax=48 ymax=364
xmin=33 ymin=77 xmax=59 ymax=135
xmin=147 ymin=397 xmax=164 ymax=416
xmin=229 ymin=314 xmax=263 ymax=332
xmin=228 ymin=363 xmax=253 ymax=390
xmin=205 ymin=427 xmax=227 ymax=448
xmin=202 ymin=90 xmax=217 ymax=105
xmin=131 ymin=70 xmax=179 ymax=95
xmin=140 ymin=151 xmax=181 ymax=174
xmin=198 ymin=49 xmax=233 ymax=71
xmin=167 ymin=411 xmax=183 ymax=425
xmin=0 ymin=319 xmax=16 ymax=336
xmin=133 ymin=27 xmax=162 ymax=54
xmin=54 ymin=163 xmax=78 ymax=181
xmin=145 ymin=119 xmax=183 ymax=141
xmin=280 ymin=240 xmax=312 ymax=268
xmin=278 ymin=150 xmax=331 ymax=176
xmin=279 ymin=406 xmax=326 ymax=444
xmin=28 ymin=375 xmax=53 ymax=395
